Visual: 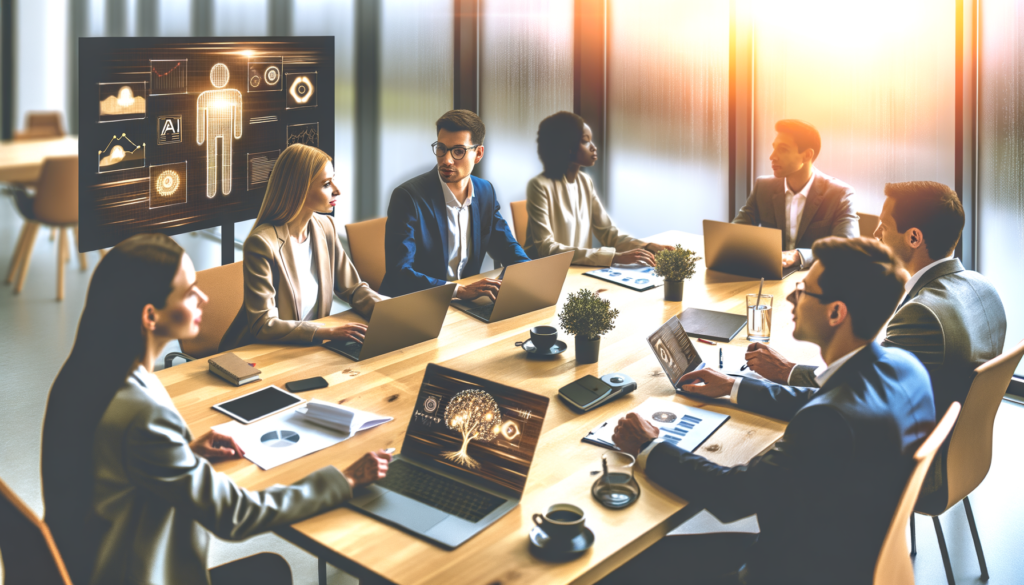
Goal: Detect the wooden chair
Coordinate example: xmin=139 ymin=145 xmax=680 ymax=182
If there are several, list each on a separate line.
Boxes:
xmin=910 ymin=339 xmax=1024 ymax=584
xmin=859 ymin=213 xmax=880 ymax=238
xmin=874 ymin=402 xmax=961 ymax=585
xmin=344 ymin=217 xmax=387 ymax=293
xmin=6 ymin=156 xmax=87 ymax=300
xmin=510 ymin=200 xmax=528 ymax=246
xmin=13 ymin=111 xmax=66 ymax=140
xmin=164 ymin=262 xmax=244 ymax=368
xmin=0 ymin=476 xmax=73 ymax=585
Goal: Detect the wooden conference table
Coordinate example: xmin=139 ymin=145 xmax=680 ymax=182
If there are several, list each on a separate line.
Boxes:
xmin=0 ymin=136 xmax=78 ymax=183
xmin=160 ymin=230 xmax=824 ymax=585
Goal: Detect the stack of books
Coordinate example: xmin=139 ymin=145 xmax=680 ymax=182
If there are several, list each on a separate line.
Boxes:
xmin=299 ymin=399 xmax=393 ymax=435
xmin=208 ymin=353 xmax=262 ymax=386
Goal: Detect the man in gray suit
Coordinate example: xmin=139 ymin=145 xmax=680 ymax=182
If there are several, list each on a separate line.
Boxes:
xmin=746 ymin=181 xmax=1006 ymax=418
xmin=733 ymin=119 xmax=859 ymax=270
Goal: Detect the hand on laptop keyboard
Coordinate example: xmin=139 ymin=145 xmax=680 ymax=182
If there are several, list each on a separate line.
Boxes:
xmin=314 ymin=322 xmax=368 ymax=343
xmin=340 ymin=449 xmax=393 ymax=489
xmin=455 ymin=278 xmax=501 ymax=302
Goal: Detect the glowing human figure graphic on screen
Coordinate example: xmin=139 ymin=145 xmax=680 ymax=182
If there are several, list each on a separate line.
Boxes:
xmin=197 ymin=63 xmax=243 ymax=198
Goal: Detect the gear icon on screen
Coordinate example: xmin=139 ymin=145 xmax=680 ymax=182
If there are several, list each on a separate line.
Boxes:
xmin=250 ymin=75 xmax=260 ymax=88
xmin=289 ymin=75 xmax=314 ymax=104
xmin=264 ymin=66 xmax=280 ymax=84
xmin=423 ymin=396 xmax=439 ymax=414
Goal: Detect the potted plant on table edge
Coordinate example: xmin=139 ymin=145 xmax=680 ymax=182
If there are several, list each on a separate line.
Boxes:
xmin=557 ymin=288 xmax=620 ymax=364
xmin=653 ymin=245 xmax=700 ymax=302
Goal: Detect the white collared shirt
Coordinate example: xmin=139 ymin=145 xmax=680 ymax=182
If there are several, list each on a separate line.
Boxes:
xmin=293 ymin=231 xmax=320 ymax=320
xmin=439 ymin=172 xmax=474 ymax=281
xmin=784 ymin=169 xmax=816 ymax=250
xmin=904 ymin=256 xmax=955 ymax=296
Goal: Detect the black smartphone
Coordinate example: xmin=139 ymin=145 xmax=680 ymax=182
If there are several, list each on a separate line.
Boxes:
xmin=285 ymin=376 xmax=329 ymax=393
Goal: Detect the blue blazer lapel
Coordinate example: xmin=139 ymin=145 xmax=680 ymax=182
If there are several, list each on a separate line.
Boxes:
xmin=470 ymin=176 xmax=483 ymax=264
xmin=429 ymin=169 xmax=450 ymax=270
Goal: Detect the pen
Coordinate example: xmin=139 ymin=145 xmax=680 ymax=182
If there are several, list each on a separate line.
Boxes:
xmin=719 ymin=348 xmax=723 ymax=369
xmin=740 ymin=364 xmax=749 ymax=371
xmin=697 ymin=338 xmax=717 ymax=345
xmin=383 ymin=447 xmax=396 ymax=455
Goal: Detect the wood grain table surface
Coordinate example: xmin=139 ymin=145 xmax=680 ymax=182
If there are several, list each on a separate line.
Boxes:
xmin=160 ymin=230 xmax=823 ymax=585
xmin=0 ymin=137 xmax=79 ymax=183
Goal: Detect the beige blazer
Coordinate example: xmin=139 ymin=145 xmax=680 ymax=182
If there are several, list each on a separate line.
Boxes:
xmin=82 ymin=367 xmax=351 ymax=584
xmin=221 ymin=213 xmax=385 ymax=351
xmin=524 ymin=172 xmax=646 ymax=266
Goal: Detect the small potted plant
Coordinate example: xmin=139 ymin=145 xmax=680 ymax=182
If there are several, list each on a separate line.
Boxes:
xmin=653 ymin=245 xmax=700 ymax=302
xmin=558 ymin=288 xmax=620 ymax=364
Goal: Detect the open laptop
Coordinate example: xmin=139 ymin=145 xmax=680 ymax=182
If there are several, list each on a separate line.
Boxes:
xmin=349 ymin=363 xmax=550 ymax=549
xmin=322 ymin=283 xmax=456 ymax=361
xmin=453 ymin=251 xmax=573 ymax=323
xmin=703 ymin=219 xmax=800 ymax=280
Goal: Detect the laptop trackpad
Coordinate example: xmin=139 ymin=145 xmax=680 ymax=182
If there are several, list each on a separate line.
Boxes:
xmin=363 ymin=491 xmax=448 ymax=533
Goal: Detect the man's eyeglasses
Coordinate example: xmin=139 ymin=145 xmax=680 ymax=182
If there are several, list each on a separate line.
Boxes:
xmin=431 ymin=142 xmax=481 ymax=160
xmin=789 ymin=281 xmax=830 ymax=304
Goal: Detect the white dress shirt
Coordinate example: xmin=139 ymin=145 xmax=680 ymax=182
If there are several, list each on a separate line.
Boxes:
xmin=293 ymin=232 xmax=320 ymax=320
xmin=440 ymin=172 xmax=474 ymax=281
xmin=784 ymin=170 xmax=816 ymax=251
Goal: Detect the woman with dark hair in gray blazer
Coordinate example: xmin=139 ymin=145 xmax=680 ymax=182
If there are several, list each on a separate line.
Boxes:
xmin=41 ymin=233 xmax=391 ymax=585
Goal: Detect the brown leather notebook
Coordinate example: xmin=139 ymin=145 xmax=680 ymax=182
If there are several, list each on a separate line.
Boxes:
xmin=209 ymin=353 xmax=261 ymax=385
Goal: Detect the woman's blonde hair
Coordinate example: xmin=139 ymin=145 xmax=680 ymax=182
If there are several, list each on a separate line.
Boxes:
xmin=252 ymin=143 xmax=332 ymax=230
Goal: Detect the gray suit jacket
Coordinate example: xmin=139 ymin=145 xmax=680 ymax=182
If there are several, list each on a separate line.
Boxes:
xmin=60 ymin=367 xmax=352 ymax=584
xmin=732 ymin=170 xmax=859 ymax=267
xmin=790 ymin=258 xmax=1007 ymax=417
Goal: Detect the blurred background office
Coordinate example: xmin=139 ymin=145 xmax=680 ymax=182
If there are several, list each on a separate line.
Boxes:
xmin=1 ymin=0 xmax=1023 ymax=583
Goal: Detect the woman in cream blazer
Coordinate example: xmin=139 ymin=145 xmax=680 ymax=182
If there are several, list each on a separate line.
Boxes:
xmin=221 ymin=144 xmax=385 ymax=351
xmin=525 ymin=111 xmax=673 ymax=266
xmin=42 ymin=233 xmax=391 ymax=584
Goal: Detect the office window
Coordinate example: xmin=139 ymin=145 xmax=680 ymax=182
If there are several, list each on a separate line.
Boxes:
xmin=378 ymin=0 xmax=454 ymax=217
xmin=978 ymin=0 xmax=1024 ymax=374
xmin=14 ymin=0 xmax=69 ymax=134
xmin=607 ymin=0 xmax=730 ymax=237
xmin=479 ymin=0 xmax=574 ymax=229
xmin=294 ymin=0 xmax=356 ymax=227
xmin=157 ymin=0 xmax=192 ymax=36
xmin=213 ymin=0 xmax=269 ymax=36
xmin=752 ymin=0 xmax=955 ymax=215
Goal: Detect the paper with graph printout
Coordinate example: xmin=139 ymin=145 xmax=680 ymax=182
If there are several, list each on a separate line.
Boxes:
xmin=213 ymin=403 xmax=391 ymax=470
xmin=584 ymin=264 xmax=663 ymax=291
xmin=583 ymin=397 xmax=729 ymax=453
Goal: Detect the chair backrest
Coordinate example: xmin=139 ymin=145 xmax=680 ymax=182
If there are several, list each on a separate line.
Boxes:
xmin=874 ymin=403 xmax=961 ymax=585
xmin=0 ymin=476 xmax=73 ymax=585
xmin=344 ymin=217 xmax=387 ymax=292
xmin=944 ymin=338 xmax=1024 ymax=508
xmin=14 ymin=112 xmax=65 ymax=140
xmin=180 ymin=262 xmax=244 ymax=360
xmin=859 ymin=213 xmax=880 ymax=238
xmin=32 ymin=156 xmax=79 ymax=226
xmin=510 ymin=200 xmax=528 ymax=246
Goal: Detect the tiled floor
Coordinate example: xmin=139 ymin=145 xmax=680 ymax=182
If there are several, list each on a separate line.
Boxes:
xmin=1 ymin=199 xmax=1022 ymax=584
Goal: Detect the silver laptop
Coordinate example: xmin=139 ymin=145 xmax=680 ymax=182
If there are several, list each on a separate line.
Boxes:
xmin=454 ymin=251 xmax=573 ymax=323
xmin=323 ymin=283 xmax=456 ymax=361
xmin=703 ymin=219 xmax=800 ymax=280
xmin=349 ymin=363 xmax=550 ymax=549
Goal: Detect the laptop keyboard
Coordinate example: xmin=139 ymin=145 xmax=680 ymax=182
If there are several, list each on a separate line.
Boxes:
xmin=377 ymin=459 xmax=506 ymax=523
xmin=459 ymin=301 xmax=495 ymax=322
xmin=327 ymin=339 xmax=362 ymax=358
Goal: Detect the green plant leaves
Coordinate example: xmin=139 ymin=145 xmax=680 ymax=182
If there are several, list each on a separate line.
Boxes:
xmin=653 ymin=245 xmax=701 ymax=282
xmin=557 ymin=288 xmax=619 ymax=339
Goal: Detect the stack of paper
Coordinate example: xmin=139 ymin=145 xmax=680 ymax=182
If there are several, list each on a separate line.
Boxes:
xmin=583 ymin=397 xmax=729 ymax=453
xmin=299 ymin=399 xmax=393 ymax=434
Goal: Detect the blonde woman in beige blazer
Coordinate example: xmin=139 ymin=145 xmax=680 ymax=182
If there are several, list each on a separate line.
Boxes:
xmin=525 ymin=112 xmax=673 ymax=266
xmin=221 ymin=144 xmax=385 ymax=351
xmin=42 ymin=234 xmax=391 ymax=585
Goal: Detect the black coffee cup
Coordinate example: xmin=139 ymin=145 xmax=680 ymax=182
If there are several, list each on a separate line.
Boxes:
xmin=530 ymin=326 xmax=558 ymax=350
xmin=532 ymin=503 xmax=585 ymax=544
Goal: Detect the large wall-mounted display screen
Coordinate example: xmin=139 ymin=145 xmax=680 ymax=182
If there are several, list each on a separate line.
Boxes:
xmin=78 ymin=37 xmax=334 ymax=252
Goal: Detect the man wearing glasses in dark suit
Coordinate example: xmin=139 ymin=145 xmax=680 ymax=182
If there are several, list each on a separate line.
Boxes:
xmin=380 ymin=109 xmax=529 ymax=299
xmin=602 ymin=237 xmax=936 ymax=585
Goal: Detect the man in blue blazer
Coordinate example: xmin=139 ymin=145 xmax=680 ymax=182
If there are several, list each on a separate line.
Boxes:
xmin=603 ymin=237 xmax=936 ymax=585
xmin=380 ymin=109 xmax=530 ymax=299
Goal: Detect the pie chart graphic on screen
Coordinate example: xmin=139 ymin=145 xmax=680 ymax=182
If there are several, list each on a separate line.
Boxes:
xmin=261 ymin=430 xmax=300 ymax=448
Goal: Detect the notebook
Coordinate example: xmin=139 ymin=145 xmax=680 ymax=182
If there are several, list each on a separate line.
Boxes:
xmin=583 ymin=397 xmax=729 ymax=453
xmin=208 ymin=353 xmax=261 ymax=385
xmin=299 ymin=399 xmax=393 ymax=434
xmin=678 ymin=308 xmax=748 ymax=343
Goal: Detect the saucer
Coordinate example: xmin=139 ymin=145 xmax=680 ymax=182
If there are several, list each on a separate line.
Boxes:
xmin=516 ymin=339 xmax=569 ymax=359
xmin=528 ymin=525 xmax=595 ymax=561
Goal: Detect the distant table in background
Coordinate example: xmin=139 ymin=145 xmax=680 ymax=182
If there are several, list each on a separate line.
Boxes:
xmin=0 ymin=137 xmax=79 ymax=184
xmin=162 ymin=231 xmax=822 ymax=585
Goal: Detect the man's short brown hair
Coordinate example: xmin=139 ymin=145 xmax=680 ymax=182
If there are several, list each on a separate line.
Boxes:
xmin=883 ymin=181 xmax=964 ymax=261
xmin=436 ymin=109 xmax=486 ymax=145
xmin=812 ymin=236 xmax=907 ymax=340
xmin=775 ymin=119 xmax=821 ymax=161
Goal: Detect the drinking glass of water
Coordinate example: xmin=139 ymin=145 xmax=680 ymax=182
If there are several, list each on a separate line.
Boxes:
xmin=746 ymin=293 xmax=773 ymax=342
xmin=592 ymin=451 xmax=641 ymax=509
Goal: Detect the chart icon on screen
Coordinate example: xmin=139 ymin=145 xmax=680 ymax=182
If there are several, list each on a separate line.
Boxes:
xmin=98 ymin=82 xmax=147 ymax=122
xmin=150 ymin=59 xmax=187 ymax=95
xmin=286 ymin=122 xmax=319 ymax=147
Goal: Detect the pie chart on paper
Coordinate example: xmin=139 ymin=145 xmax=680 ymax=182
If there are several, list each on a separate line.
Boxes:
xmin=260 ymin=429 xmax=300 ymax=448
